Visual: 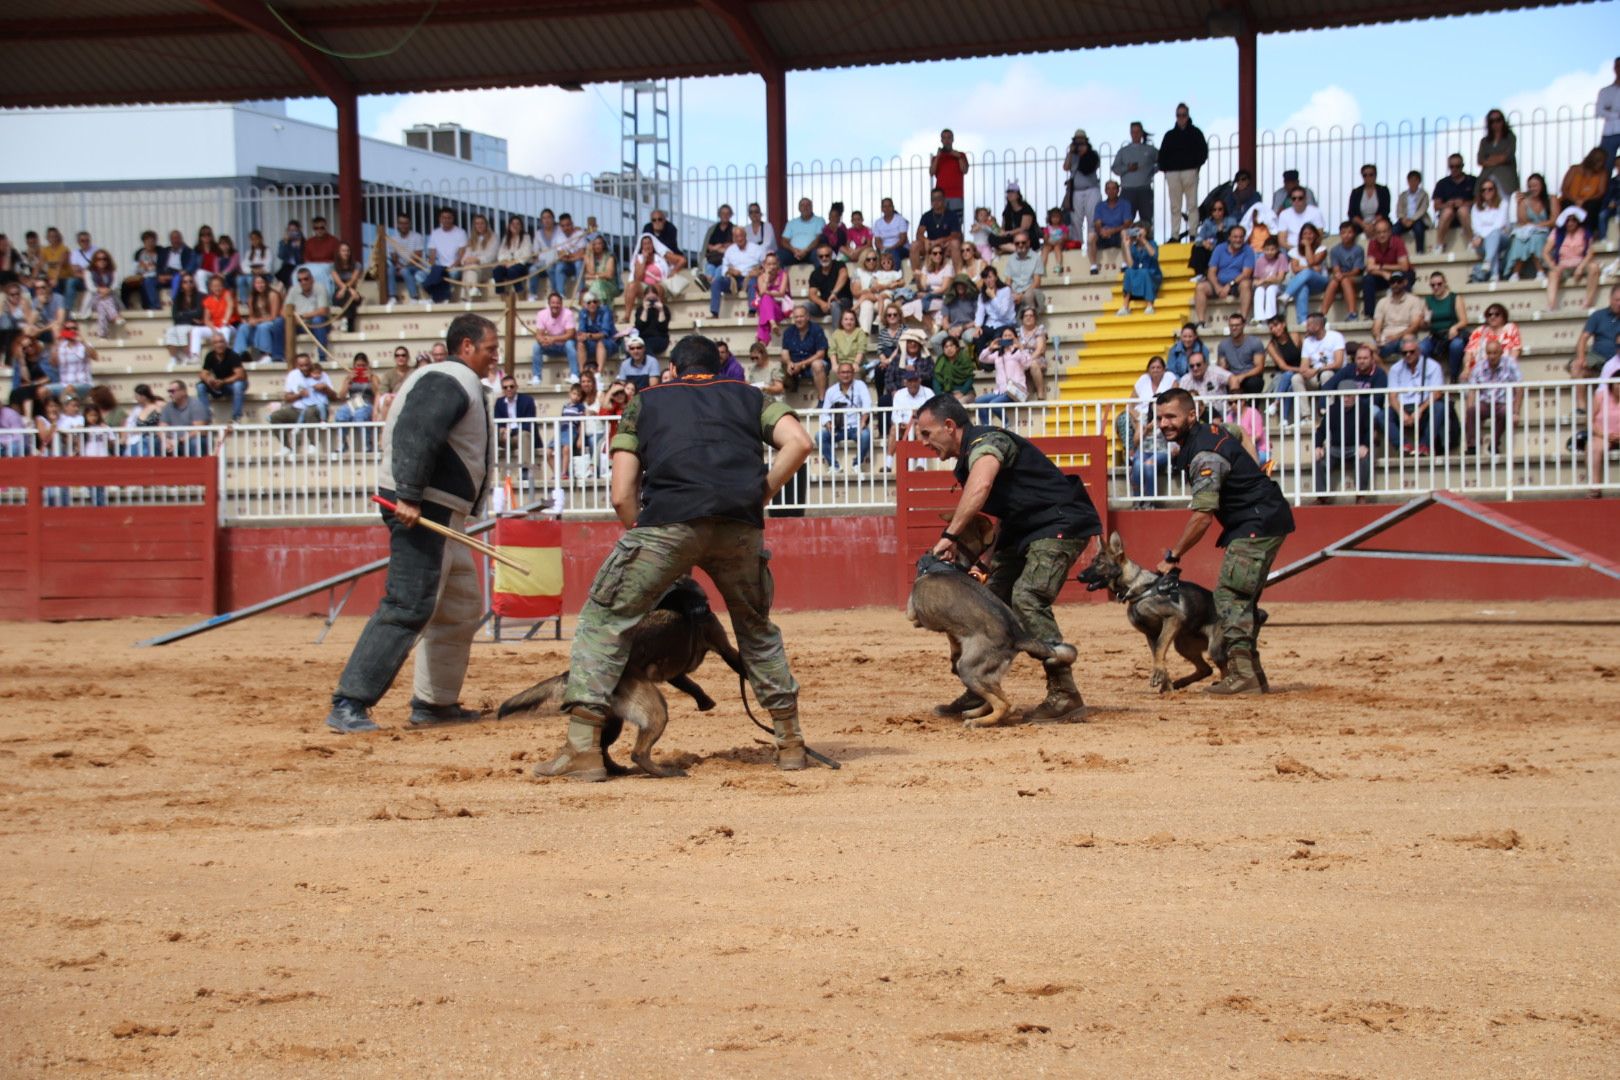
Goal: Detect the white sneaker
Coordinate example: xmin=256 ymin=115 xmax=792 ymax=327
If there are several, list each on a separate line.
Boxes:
xmin=278 ymin=445 xmax=294 ymax=460
xmin=1144 ymin=304 xmax=1156 ymax=314
xmin=1116 ymin=305 xmax=1131 ymax=317
xmin=304 ymin=444 xmax=319 ymax=457
xmin=329 ymin=451 xmax=343 ymax=461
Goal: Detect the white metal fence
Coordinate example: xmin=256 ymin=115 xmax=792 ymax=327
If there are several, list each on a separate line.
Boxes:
xmin=5 ymin=378 xmax=1616 ymax=520
xmin=1 ymin=105 xmax=1602 ymax=280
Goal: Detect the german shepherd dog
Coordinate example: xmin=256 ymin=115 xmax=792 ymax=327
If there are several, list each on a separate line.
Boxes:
xmin=1077 ymin=531 xmax=1264 ymax=693
xmin=906 ymin=514 xmax=1078 ymax=728
xmin=498 ymin=577 xmax=745 ymax=778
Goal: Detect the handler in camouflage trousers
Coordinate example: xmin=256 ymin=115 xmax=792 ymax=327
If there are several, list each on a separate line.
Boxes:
xmin=537 ymin=335 xmax=816 ymax=781
xmin=1153 ymin=388 xmax=1295 ymax=695
xmin=916 ymin=394 xmax=1102 ymax=722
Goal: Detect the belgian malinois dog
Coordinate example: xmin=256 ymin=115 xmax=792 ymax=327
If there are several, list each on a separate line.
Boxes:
xmin=1077 ymin=531 xmax=1264 ymax=693
xmin=906 ymin=513 xmax=1078 ymax=728
xmin=499 ymin=577 xmax=745 ymax=777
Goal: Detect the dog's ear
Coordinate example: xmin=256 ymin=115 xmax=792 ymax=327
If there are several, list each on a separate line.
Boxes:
xmin=1107 ymin=530 xmax=1125 ymax=555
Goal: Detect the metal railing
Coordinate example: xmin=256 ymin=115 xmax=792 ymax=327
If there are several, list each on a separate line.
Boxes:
xmin=1 ymin=105 xmax=1603 ymax=281
xmin=4 ymin=378 xmax=1615 ymax=520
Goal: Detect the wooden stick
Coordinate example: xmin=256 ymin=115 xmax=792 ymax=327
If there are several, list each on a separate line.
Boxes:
xmin=371 ymin=496 xmax=531 ymax=576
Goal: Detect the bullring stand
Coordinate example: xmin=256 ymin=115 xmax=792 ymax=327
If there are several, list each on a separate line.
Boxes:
xmin=1266 ymin=491 xmax=1620 ymax=587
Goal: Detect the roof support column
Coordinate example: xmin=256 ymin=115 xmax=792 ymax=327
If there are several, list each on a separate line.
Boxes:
xmin=1236 ymin=20 xmax=1257 ymax=176
xmin=334 ymin=88 xmax=364 ymax=252
xmin=763 ymin=67 xmax=788 ymax=245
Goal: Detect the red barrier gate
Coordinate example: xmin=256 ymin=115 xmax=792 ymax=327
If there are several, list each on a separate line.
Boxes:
xmin=893 ymin=435 xmax=1109 ymax=605
xmin=0 ymin=457 xmax=217 ymax=620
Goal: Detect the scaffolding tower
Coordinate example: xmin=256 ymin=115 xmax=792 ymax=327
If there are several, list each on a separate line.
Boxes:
xmin=619 ymin=80 xmax=676 ymax=250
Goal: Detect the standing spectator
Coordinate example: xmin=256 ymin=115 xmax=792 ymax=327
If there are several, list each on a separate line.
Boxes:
xmin=1600 ymin=57 xmax=1620 ymax=172
xmin=828 ymin=308 xmax=867 ymax=372
xmin=1063 ymin=129 xmax=1103 ymax=254
xmin=578 ymin=234 xmax=619 ymax=309
xmin=914 ymin=187 xmax=964 ymax=272
xmin=1274 ymin=186 xmax=1328 ymax=250
xmin=780 ymin=303 xmax=830 ymax=398
xmin=1313 ymin=343 xmax=1387 ymax=503
xmin=844 ymin=209 xmax=873 ymax=259
xmin=329 ymin=243 xmax=363 ymax=332
xmin=1250 ymin=235 xmax=1290 ymax=323
xmin=1421 ymin=270 xmax=1471 ymax=381
xmin=711 ymin=226 xmax=761 ymax=318
xmin=1186 ymin=200 xmax=1228 ymax=280
xmin=196 ymin=332 xmax=248 ymax=420
xmin=1193 ymin=225 xmax=1254 ymax=327
xmin=242 ymin=230 xmax=273 ymax=294
xmin=159 ymin=378 xmax=214 ymax=456
xmin=631 ymin=293 xmax=671 ymax=360
xmin=235 ymin=274 xmax=284 ymax=364
xmin=778 ymin=198 xmax=825 ymax=267
xmin=419 ymin=209 xmax=467 ymax=303
xmin=1561 ymin=148 xmax=1610 ymax=230
xmin=82 ymin=249 xmax=122 ymax=339
xmin=1282 ymin=223 xmax=1329 ymax=325
xmin=574 ymin=295 xmax=618 ymax=375
xmin=1464 ymin=339 xmax=1522 ymax=454
xmin=1159 ymin=104 xmax=1208 ymax=240
xmin=1468 ymin=179 xmax=1511 ymax=282
xmin=1320 ymin=221 xmax=1366 ymax=322
xmin=1090 ymin=180 xmax=1135 ymax=274
xmin=553 ymin=213 xmax=587 ymax=299
xmin=1432 ymin=153 xmax=1477 ymax=250
xmin=162 ymin=274 xmax=206 ymax=364
xmin=529 ymin=291 xmax=578 ymax=381
xmin=817 ymin=361 xmax=873 ymax=471
xmin=996 ymin=183 xmax=1040 ymax=251
xmin=754 ymin=252 xmax=792 ymax=344
xmin=643 ymin=210 xmax=685 ymax=271
xmin=452 ymin=214 xmax=497 ymax=298
xmin=1362 ymin=217 xmax=1411 ymax=318
xmin=1118 ymin=225 xmax=1161 ymax=316
xmin=1269 ymin=169 xmax=1317 ymax=213
xmin=1347 ymin=164 xmax=1391 ymax=234
xmin=971 ymin=267 xmax=1017 ymax=354
xmin=1392 ymin=171 xmax=1433 ymax=253
xmin=1544 ymin=207 xmax=1600 ymax=313
xmin=1372 ymin=271 xmax=1426 ymax=359
xmin=1166 ymin=322 xmax=1207 ymax=378
xmin=492 ymin=217 xmax=533 ymax=296
xmin=1503 ymin=173 xmax=1556 ymax=281
xmin=1004 ymin=232 xmax=1045 ymax=314
xmin=1217 ymin=312 xmax=1266 ymax=394
xmin=1477 ymin=110 xmax=1520 ymax=196
xmin=819 ymin=203 xmax=850 ymax=259
xmin=871 ymin=197 xmax=910 ymax=265
xmin=805 ymin=243 xmax=850 ymax=325
xmin=1384 ymin=336 xmax=1453 ymax=455
xmin=1111 ymin=121 xmax=1159 ymax=229
xmin=270 ymin=353 xmax=336 ymax=457
xmin=332 ymin=354 xmax=376 ymax=451
xmin=622 ymin=235 xmax=671 ymax=324
xmin=299 ymin=217 xmax=338 ymax=293
xmin=702 ymin=204 xmax=736 ymax=280
xmin=285 ymin=267 xmax=332 ymax=361
xmin=1465 ymin=302 xmax=1524 ymax=380
xmin=385 ymin=213 xmax=425 ymax=301
xmin=1118 ymin=356 xmax=1177 ymax=500
xmin=125 ymin=231 xmax=166 ymax=311
xmin=743 ymin=202 xmax=778 ymax=256
xmin=930 ymin=130 xmax=969 ymax=217
xmin=617 ymin=336 xmax=662 ymax=391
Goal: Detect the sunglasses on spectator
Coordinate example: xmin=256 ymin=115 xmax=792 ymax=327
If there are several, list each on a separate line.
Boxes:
xmin=1401 ymin=347 xmax=1419 ymax=355
xmin=1291 ymin=196 xmax=1306 ymax=203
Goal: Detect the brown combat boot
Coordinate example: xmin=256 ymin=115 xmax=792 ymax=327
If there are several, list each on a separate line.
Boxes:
xmin=532 ymin=706 xmax=609 ymax=781
xmin=1206 ymin=648 xmax=1263 ymax=696
xmin=1026 ymin=659 xmax=1086 ymax=722
xmin=772 ymin=709 xmax=808 ymax=771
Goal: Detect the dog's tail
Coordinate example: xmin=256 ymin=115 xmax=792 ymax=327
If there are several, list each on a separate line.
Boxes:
xmin=497 ymin=673 xmax=567 ymax=719
xmin=1016 ymin=639 xmax=1078 ymax=666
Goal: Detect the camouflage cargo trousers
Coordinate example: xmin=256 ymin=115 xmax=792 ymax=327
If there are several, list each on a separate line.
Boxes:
xmin=563 ymin=518 xmax=799 ymax=715
xmin=1215 ymin=535 xmax=1286 ymax=655
xmin=984 ymin=536 xmax=1091 ymax=647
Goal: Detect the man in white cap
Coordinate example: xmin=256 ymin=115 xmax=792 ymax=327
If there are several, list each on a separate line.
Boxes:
xmin=887 ymin=365 xmax=935 ymax=471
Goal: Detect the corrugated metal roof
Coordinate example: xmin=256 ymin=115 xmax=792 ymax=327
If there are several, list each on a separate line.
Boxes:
xmin=0 ymin=0 xmax=1574 ymax=108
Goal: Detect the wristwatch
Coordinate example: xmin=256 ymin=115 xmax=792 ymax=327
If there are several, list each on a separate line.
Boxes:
xmin=1163 ymin=549 xmax=1180 ymax=564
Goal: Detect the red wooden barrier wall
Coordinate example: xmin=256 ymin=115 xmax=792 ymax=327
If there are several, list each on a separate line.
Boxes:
xmin=0 ymin=457 xmax=217 ymax=620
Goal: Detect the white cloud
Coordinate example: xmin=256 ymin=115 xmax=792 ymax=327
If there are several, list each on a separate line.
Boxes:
xmin=1271 ymin=86 xmax=1362 ymax=136
xmin=1500 ymin=63 xmax=1612 ymax=120
xmin=368 ymin=86 xmax=623 ymax=180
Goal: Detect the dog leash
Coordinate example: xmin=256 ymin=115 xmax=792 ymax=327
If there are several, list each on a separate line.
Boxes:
xmin=737 ymin=672 xmax=841 ymax=770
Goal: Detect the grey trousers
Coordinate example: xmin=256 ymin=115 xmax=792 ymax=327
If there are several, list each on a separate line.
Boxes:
xmin=334 ymin=498 xmax=484 ymax=707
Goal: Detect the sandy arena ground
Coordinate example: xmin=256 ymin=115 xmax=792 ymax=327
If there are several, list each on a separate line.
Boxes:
xmin=2 ymin=601 xmax=1618 ymax=1078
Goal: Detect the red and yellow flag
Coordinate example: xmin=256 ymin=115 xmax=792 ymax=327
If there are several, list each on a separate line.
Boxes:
xmin=491 ymin=519 xmax=563 ymax=618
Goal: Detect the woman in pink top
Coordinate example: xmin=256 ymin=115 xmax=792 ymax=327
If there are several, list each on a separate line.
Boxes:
xmin=1250 ymin=235 xmax=1291 ymax=322
xmin=1543 ymin=207 xmax=1597 ymax=313
xmin=754 ymin=252 xmax=790 ymax=343
xmin=1589 ymin=378 xmax=1620 ymax=497
xmin=622 ymin=235 xmax=670 ymax=323
xmin=1461 ymin=302 xmax=1522 ymax=379
xmin=843 ymin=210 xmax=873 ymax=259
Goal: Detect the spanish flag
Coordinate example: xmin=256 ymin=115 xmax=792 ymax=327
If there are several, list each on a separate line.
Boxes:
xmin=491 ymin=519 xmax=563 ymax=619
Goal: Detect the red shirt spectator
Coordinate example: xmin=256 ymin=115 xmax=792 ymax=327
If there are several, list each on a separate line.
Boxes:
xmin=931 ymin=129 xmax=968 ymax=204
xmin=302 ymin=219 xmax=339 ymax=263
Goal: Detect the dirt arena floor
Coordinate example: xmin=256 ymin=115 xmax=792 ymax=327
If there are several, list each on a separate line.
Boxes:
xmin=2 ymin=600 xmax=1618 ymax=1078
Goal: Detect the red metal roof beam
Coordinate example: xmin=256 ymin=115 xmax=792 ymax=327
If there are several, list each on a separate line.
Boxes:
xmin=194 ymin=0 xmax=350 ymax=101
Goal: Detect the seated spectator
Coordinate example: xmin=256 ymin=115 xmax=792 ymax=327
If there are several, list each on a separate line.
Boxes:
xmin=971 ymin=266 xmax=1017 ymax=355
xmin=11 ymin=338 xmax=49 ymax=401
xmin=1464 ymin=338 xmax=1522 ymax=454
xmin=1250 ymin=235 xmax=1289 ymax=323
xmin=1193 ymin=225 xmax=1254 ymax=326
xmin=1545 ymin=207 xmax=1600 ymax=313
xmin=913 ymin=188 xmax=964 ymax=273
xmin=711 ymin=226 xmax=762 ymax=317
xmin=200 ymin=272 xmax=239 ymax=347
xmin=1347 ymin=164 xmax=1390 ymax=233
xmin=1384 ymin=336 xmax=1454 ymax=455
xmin=818 ymin=361 xmax=872 ymax=471
xmin=373 ymin=345 xmax=413 ymax=421
xmin=1297 ymin=311 xmax=1348 ymax=384
xmin=1464 ymin=302 xmax=1524 ymax=381
xmin=216 ymin=234 xmax=242 ymax=298
xmin=966 ymin=206 xmax=997 ymax=264
xmin=932 ymin=334 xmax=977 ymax=402
xmin=124 ymin=231 xmax=166 ymax=312
xmin=1186 ymin=200 xmax=1229 ymax=279
xmin=492 ymin=371 xmax=537 ymax=461
xmin=1178 ymin=351 xmax=1235 ymax=417
xmin=529 ymin=292 xmax=578 ymax=382
xmin=1320 ymin=221 xmax=1365 ymax=322
xmin=1237 ymin=200 xmax=1277 ymax=252
xmin=270 ymin=353 xmax=336 ymax=457
xmin=0 ymin=387 xmax=30 ymax=457
xmin=742 ymin=202 xmax=778 ymax=256
xmin=1432 ymin=155 xmax=1478 ymax=251
xmin=1090 ymin=181 xmax=1134 ymax=273
xmin=910 ymin=246 xmax=955 ymax=328
xmin=781 ymin=303 xmax=830 ymax=398
xmin=1503 ymin=172 xmax=1555 ymax=281
xmin=196 ymin=332 xmax=248 ymax=420
xmin=828 ymin=308 xmax=867 ymax=373
xmin=1116 ymin=356 xmax=1177 ymax=499
xmin=163 ymin=274 xmax=207 ymax=364
xmin=643 ymin=210 xmax=686 ymax=272
xmin=1313 ymin=342 xmax=1387 ymax=503
xmin=63 ymin=230 xmax=103 ymax=317
xmin=1282 ymin=223 xmax=1329 ymax=325
xmin=579 ymin=234 xmax=618 ymax=308
xmin=1198 ymin=169 xmax=1260 ymax=226
xmin=452 ymin=214 xmax=497 ymax=298
xmin=298 ymin=217 xmax=338 ymax=294
xmin=328 ymin=242 xmax=363 ymax=332
xmin=875 ymin=302 xmax=906 ymax=370
xmin=1372 ymin=271 xmax=1426 ymax=359
xmin=1119 ymin=225 xmax=1162 ymax=316
xmin=1042 ymin=206 xmax=1079 ymax=275
xmin=193 ymin=227 xmax=225 ymax=296
xmin=38 ymin=227 xmax=69 ymax=292
xmin=996 ymin=182 xmax=1041 ymax=251
xmin=928 ymin=274 xmax=978 ymax=356
xmin=754 ymin=252 xmax=791 ymax=344
xmin=385 ymin=213 xmax=425 ymax=301
xmin=1362 ymin=216 xmax=1410 ymax=318
xmin=747 ymin=341 xmax=786 ymax=398
xmin=820 ymin=203 xmax=850 ymax=259
xmin=702 ymin=204 xmax=736 ymax=280
xmin=241 ymin=230 xmax=273 ymax=297
xmin=575 ymin=295 xmax=619 ymax=375
xmin=1588 ymin=376 xmax=1620 ymax=497
xmin=234 ymin=273 xmax=284 ymax=364
xmin=1165 ymin=322 xmax=1206 ymax=377
xmin=1468 ymin=179 xmax=1511 ymax=282
xmin=778 ymin=198 xmax=826 ymax=267
xmin=631 ymin=293 xmax=671 ymax=359
xmin=844 ymin=210 xmax=872 ymax=260
xmin=121 ymin=383 xmax=164 ymax=455
xmin=0 ymin=234 xmax=23 ymax=289
xmin=1421 ymin=271 xmax=1470 ymax=381
xmin=880 ymin=327 xmax=935 ymax=411
xmin=1478 ymin=110 xmax=1521 ymax=196
xmin=1016 ymin=306 xmax=1049 ymax=399
xmin=1269 ymin=169 xmax=1317 ymax=214
xmin=1262 ymin=315 xmax=1305 ymax=422
xmin=50 ymin=318 xmax=96 ymax=399
xmin=285 ymin=267 xmax=332 ymax=361
xmin=870 ymin=198 xmax=909 ymax=265
xmin=1572 ymin=284 xmax=1620 ymax=380
xmin=418 ymin=209 xmax=466 ymax=303
xmin=1217 ymin=312 xmax=1266 ymax=394
xmin=159 ymin=378 xmax=214 ymax=456
xmin=1392 ymin=170 xmax=1432 ymax=253
xmin=974 ymin=327 xmax=1033 ymax=415
xmin=332 ymin=353 xmax=375 ymax=451
xmin=622 ymin=235 xmax=671 ymax=324
xmin=887 ymin=368 xmax=936 ymax=469
xmin=618 ymin=336 xmax=662 ymax=390
xmin=1274 ymin=185 xmax=1328 ymax=250
xmin=1005 ymin=232 xmax=1045 ymax=315
xmin=81 ymin=249 xmax=122 ymax=339
xmin=492 ymin=217 xmax=533 ymax=297
xmin=34 ymin=398 xmax=70 ymax=501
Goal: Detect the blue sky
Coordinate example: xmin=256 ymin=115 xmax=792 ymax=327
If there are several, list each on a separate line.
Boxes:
xmin=286 ymin=2 xmax=1619 ymax=180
